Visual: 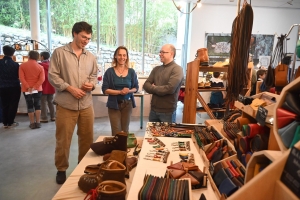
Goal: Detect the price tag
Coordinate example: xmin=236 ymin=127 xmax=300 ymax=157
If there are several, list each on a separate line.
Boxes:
xmin=256 ymin=106 xmax=268 ymax=126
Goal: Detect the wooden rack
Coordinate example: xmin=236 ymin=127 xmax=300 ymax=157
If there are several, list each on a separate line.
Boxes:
xmin=182 ymin=60 xmax=228 ymax=123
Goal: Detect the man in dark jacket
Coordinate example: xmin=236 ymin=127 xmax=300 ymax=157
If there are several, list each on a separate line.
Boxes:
xmin=0 ymin=45 xmax=21 ymax=128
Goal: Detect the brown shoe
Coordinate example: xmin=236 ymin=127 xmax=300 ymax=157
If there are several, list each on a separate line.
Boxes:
xmin=40 ymin=120 xmax=48 ymax=123
xmin=90 ymin=131 xmax=128 ymax=155
xmin=96 ymin=180 xmax=126 ymax=200
xmin=195 ymin=48 xmax=209 ymax=66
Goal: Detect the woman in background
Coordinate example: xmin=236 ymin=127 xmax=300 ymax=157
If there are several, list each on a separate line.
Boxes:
xmin=102 ymin=46 xmax=139 ymax=136
xmin=19 ymin=51 xmax=45 ymax=129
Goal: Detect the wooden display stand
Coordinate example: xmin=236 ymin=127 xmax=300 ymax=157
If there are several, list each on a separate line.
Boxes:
xmin=228 ymin=141 xmax=300 ymax=200
xmin=183 ymin=60 xmax=228 ymax=123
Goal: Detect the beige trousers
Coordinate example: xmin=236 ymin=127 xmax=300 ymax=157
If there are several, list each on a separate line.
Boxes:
xmin=55 ymin=105 xmax=94 ymax=171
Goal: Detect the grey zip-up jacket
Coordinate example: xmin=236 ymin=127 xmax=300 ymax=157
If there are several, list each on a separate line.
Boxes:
xmin=49 ymin=43 xmax=97 ymax=111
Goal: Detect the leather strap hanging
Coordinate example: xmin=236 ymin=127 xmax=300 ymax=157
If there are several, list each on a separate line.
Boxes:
xmin=227 ymin=2 xmax=253 ymax=102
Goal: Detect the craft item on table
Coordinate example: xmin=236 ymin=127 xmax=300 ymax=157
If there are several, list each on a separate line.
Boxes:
xmin=166 ymin=161 xmax=207 ymax=190
xmin=171 ymin=141 xmax=191 ymax=151
xmin=138 ymin=174 xmax=190 ymax=200
xmin=127 ymin=133 xmax=137 ymax=148
xmin=179 ymin=153 xmax=195 ymax=163
xmin=193 ymin=126 xmax=223 ymax=150
xmin=145 ymin=137 xmax=166 ymax=147
xmin=144 ymin=148 xmax=170 ymax=163
xmin=133 ymin=144 xmax=141 ymax=156
xmin=146 ymin=122 xmax=194 ymax=137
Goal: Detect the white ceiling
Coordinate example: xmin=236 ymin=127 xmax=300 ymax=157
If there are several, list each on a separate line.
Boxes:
xmin=200 ymin=0 xmax=300 ymax=9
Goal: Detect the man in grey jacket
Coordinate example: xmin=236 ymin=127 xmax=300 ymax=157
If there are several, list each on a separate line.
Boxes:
xmin=143 ymin=44 xmax=183 ymax=123
xmin=49 ymin=21 xmax=97 ymax=184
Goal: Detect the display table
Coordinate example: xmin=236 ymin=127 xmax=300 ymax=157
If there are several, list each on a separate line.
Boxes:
xmin=52 ymin=136 xmax=143 ymax=200
xmin=52 ymin=126 xmax=218 ymax=200
xmin=127 ymin=129 xmax=217 ymax=200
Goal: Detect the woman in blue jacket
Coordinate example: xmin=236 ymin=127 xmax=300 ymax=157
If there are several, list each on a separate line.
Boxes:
xmin=102 ymin=46 xmax=139 ymax=136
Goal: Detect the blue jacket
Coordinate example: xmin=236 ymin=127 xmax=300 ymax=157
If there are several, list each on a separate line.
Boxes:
xmin=102 ymin=67 xmax=139 ymax=110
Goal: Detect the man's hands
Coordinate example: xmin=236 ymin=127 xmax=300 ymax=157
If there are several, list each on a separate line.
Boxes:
xmin=81 ymin=82 xmax=94 ymax=92
xmin=67 ymin=86 xmax=86 ymax=99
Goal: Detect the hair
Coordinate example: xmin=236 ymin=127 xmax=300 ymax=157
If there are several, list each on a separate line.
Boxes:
xmin=168 ymin=44 xmax=176 ymax=58
xmin=112 ymin=46 xmax=129 ymax=67
xmin=222 ymin=72 xmax=228 ymax=80
xmin=257 ymin=69 xmax=266 ymax=78
xmin=40 ymin=51 xmax=50 ymax=60
xmin=28 ymin=51 xmax=40 ymax=61
xmin=72 ymin=21 xmax=93 ymax=37
xmin=213 ymin=72 xmax=221 ymax=78
xmin=3 ymin=45 xmax=15 ymax=56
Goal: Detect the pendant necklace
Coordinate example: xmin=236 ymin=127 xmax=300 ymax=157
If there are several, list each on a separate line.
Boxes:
xmin=117 ymin=67 xmax=125 ymax=77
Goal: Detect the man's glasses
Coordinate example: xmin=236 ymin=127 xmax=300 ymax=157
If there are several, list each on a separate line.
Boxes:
xmin=79 ymin=34 xmax=91 ymax=41
xmin=159 ymin=51 xmax=169 ymax=54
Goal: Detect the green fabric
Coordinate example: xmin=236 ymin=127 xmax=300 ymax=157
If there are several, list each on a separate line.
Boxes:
xmin=290 ymin=125 xmax=300 ymax=148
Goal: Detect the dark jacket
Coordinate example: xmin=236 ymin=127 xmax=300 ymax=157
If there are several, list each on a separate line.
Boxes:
xmin=0 ymin=56 xmax=20 ymax=88
xmin=102 ymin=67 xmax=139 ymax=110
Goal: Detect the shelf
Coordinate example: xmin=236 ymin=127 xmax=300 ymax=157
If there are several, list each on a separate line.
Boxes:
xmin=228 ymin=141 xmax=300 ymax=200
xmin=244 ymin=150 xmax=283 ymax=183
xmin=273 ymin=76 xmax=300 ymax=152
xmin=183 ymin=60 xmax=228 ymax=123
xmin=199 ymin=66 xmax=229 ymax=72
xmin=198 ymin=88 xmax=226 ymax=92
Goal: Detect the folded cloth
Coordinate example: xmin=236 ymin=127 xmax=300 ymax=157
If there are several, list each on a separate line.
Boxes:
xmin=213 ymin=168 xmax=229 ymax=187
xmin=290 ymin=125 xmax=300 ymax=148
xmin=239 ymin=136 xmax=250 ymax=154
xmin=250 ymin=98 xmax=267 ymax=110
xmin=218 ymin=177 xmax=238 ymax=197
xmin=246 ymin=124 xmax=269 ymax=138
xmin=276 ymin=108 xmax=298 ymax=129
xmin=278 ymin=121 xmax=300 ymax=148
xmin=236 ymin=117 xmax=251 ymax=130
xmin=250 ymin=133 xmax=270 ymax=152
xmin=282 ymin=92 xmax=300 ymax=116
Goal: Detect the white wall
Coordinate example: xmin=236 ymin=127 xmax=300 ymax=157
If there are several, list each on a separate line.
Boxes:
xmin=188 ymin=4 xmax=300 ymax=64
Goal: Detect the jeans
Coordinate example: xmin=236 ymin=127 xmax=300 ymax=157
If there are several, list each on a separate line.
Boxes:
xmin=149 ymin=110 xmax=176 ymax=123
xmin=108 ymin=100 xmax=132 ymax=136
xmin=55 ymin=105 xmax=94 ymax=171
xmin=23 ymin=91 xmax=42 ymax=113
xmin=41 ymin=94 xmax=55 ymax=120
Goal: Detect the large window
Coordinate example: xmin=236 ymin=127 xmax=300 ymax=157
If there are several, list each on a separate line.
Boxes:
xmin=0 ymin=0 xmax=188 ymax=76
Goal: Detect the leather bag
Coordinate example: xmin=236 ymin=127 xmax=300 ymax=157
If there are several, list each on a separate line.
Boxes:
xmin=274 ymin=64 xmax=288 ymax=87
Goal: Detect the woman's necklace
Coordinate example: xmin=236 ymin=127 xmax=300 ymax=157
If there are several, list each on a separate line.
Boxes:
xmin=116 ymin=67 xmax=125 ymax=77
